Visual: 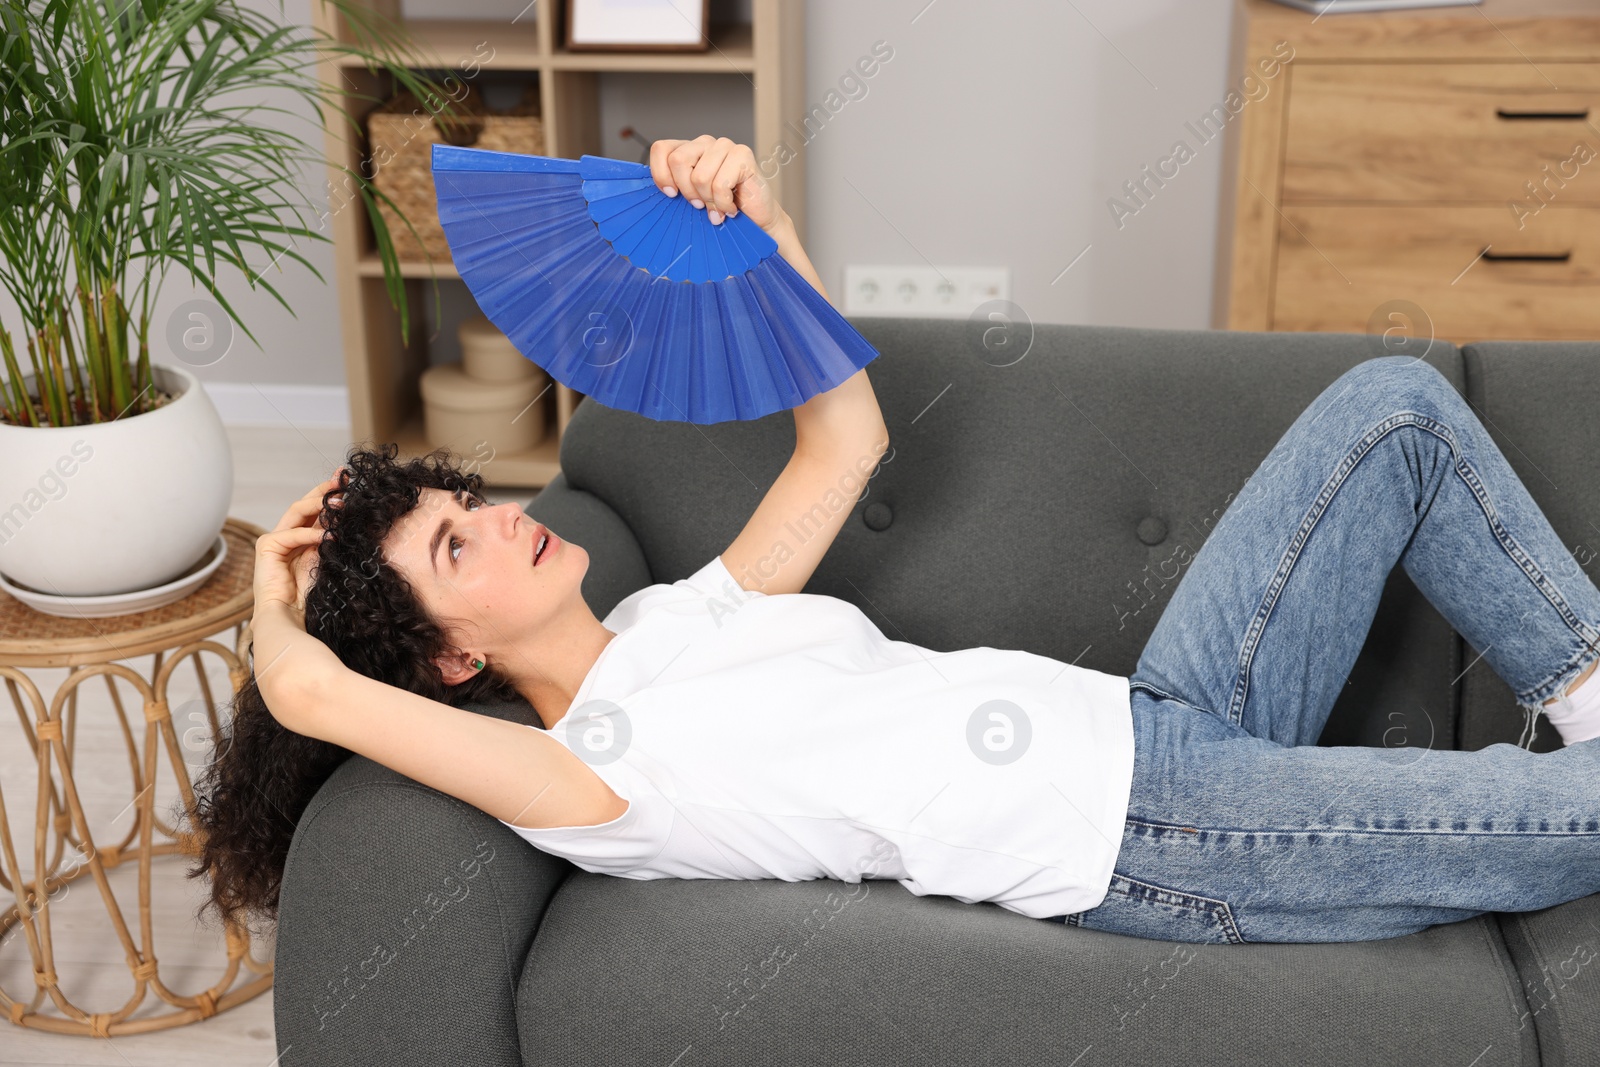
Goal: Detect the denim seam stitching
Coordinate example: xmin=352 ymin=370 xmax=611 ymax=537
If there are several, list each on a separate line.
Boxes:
xmin=1126 ymin=680 xmax=1221 ymax=719
xmin=1127 ymin=821 xmax=1600 ymax=839
xmin=1227 ymin=409 xmax=1600 ymax=728
xmin=1108 ymin=870 xmax=1246 ymax=945
xmin=1227 ymin=411 xmax=1415 ymax=729
xmin=1422 ymin=413 xmax=1600 ymax=705
xmin=1429 ymin=418 xmax=1600 ymax=707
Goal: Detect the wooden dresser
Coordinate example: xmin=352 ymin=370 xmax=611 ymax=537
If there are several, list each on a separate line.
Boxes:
xmin=1218 ymin=0 xmax=1600 ymax=343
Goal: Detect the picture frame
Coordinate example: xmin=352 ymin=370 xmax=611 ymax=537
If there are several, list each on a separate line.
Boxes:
xmin=1264 ymin=0 xmax=1480 ymax=10
xmin=564 ymin=0 xmax=712 ymax=53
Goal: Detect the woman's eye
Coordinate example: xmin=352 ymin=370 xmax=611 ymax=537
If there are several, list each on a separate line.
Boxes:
xmin=451 ymin=492 xmax=482 ymax=563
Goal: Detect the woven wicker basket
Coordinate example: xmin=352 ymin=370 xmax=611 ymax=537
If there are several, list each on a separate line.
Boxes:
xmin=366 ymin=84 xmax=545 ymax=262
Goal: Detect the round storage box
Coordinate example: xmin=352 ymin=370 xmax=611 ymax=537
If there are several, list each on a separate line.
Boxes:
xmin=420 ymin=361 xmax=547 ymax=455
xmin=459 ymin=313 xmax=538 ymax=382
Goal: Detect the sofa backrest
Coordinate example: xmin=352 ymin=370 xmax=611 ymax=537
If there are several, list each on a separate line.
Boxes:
xmin=549 ymin=318 xmax=1597 ymax=754
xmin=1458 ymin=341 xmax=1600 ymax=753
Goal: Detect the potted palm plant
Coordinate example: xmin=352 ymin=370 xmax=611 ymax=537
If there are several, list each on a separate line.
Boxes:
xmin=0 ymin=0 xmax=459 ymax=603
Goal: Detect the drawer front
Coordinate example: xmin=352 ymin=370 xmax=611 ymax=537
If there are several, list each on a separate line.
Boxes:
xmin=1283 ymin=63 xmax=1600 ymax=202
xmin=1272 ymin=204 xmax=1600 ymax=341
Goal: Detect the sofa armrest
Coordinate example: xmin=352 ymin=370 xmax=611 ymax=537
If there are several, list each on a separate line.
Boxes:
xmin=272 ymin=473 xmax=653 ymax=1065
xmin=272 ymin=738 xmax=570 ymax=1067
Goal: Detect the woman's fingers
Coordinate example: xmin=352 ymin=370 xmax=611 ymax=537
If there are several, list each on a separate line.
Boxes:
xmin=254 ymin=524 xmax=328 ymax=608
xmin=666 ymin=139 xmax=705 ymax=206
xmin=257 ymin=524 xmax=327 ymax=561
xmin=271 ymin=469 xmax=346 ymax=533
xmin=274 ymin=477 xmax=335 ymax=530
xmin=666 ymin=134 xmax=719 ymax=209
xmin=290 ymin=539 xmax=321 ymax=603
xmin=272 ymin=495 xmax=322 ymax=534
xmin=708 ymin=143 xmax=755 ymax=223
xmin=688 ymin=137 xmax=731 ymax=213
xmin=650 ymin=136 xmax=764 ymax=226
xmin=648 ymin=138 xmax=688 ymax=196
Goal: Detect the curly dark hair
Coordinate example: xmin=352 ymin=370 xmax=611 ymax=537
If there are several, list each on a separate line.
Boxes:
xmin=184 ymin=442 xmax=529 ymax=939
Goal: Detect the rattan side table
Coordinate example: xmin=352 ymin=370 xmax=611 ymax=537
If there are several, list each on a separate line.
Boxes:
xmin=0 ymin=516 xmax=271 ymax=1038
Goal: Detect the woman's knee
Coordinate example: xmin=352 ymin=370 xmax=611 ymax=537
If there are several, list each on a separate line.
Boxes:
xmin=1341 ymin=355 xmax=1464 ymax=418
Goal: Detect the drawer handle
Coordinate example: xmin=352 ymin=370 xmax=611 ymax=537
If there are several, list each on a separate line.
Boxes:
xmin=1495 ymin=107 xmax=1590 ymax=120
xmin=1480 ymin=245 xmax=1572 ymax=263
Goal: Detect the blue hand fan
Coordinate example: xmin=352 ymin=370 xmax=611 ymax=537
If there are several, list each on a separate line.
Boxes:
xmin=429 ymin=144 xmax=880 ymax=424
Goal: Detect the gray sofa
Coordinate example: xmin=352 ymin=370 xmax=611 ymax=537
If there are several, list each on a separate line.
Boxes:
xmin=273 ymin=318 xmax=1600 ymax=1067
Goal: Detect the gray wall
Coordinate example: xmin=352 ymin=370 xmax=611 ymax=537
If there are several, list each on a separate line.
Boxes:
xmin=2 ymin=0 xmax=1240 ymax=393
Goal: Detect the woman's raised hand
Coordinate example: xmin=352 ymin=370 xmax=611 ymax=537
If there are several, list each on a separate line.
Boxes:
xmin=253 ymin=469 xmax=344 ymax=621
xmin=649 ymin=135 xmax=786 ymax=233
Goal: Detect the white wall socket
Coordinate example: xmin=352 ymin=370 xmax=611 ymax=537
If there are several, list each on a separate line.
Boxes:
xmin=841 ymin=265 xmax=1011 ymax=318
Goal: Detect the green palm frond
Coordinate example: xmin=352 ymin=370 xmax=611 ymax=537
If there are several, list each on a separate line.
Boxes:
xmin=0 ymin=0 xmax=461 ymax=426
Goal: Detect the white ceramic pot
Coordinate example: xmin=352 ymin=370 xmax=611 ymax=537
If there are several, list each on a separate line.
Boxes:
xmin=0 ymin=363 xmax=233 ymax=597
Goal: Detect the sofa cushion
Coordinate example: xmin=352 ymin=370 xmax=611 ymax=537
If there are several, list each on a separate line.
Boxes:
xmin=1495 ymin=898 xmax=1600 ymax=1066
xmin=517 ymin=873 xmax=1538 ymax=1066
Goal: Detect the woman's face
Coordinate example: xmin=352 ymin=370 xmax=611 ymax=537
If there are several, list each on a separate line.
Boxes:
xmin=382 ymin=486 xmax=583 ymax=681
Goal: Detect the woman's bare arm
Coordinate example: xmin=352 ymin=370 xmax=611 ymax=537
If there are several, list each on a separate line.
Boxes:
xmin=765 ymin=209 xmax=831 ymax=303
xmin=732 ymin=189 xmax=889 ymax=594
xmin=720 ymin=379 xmax=889 ymax=597
xmin=270 ymin=653 xmax=627 ymax=830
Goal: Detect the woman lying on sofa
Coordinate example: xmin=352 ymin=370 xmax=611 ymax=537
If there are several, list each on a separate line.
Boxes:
xmin=191 ymin=135 xmax=1600 ymax=948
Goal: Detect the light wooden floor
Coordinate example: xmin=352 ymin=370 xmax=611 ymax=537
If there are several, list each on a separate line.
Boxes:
xmin=1 ymin=424 xmax=536 ymax=1065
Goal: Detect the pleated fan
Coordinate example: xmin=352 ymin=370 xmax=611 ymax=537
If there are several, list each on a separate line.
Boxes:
xmin=430 ymin=144 xmax=880 ymax=424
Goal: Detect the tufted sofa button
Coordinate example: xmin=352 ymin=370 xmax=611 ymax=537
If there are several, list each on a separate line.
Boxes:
xmin=1136 ymin=516 xmax=1168 ymax=546
xmin=863 ymin=502 xmax=894 ymax=531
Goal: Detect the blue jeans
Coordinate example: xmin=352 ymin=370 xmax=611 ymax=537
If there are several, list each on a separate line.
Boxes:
xmin=1048 ymin=355 xmax=1600 ymax=944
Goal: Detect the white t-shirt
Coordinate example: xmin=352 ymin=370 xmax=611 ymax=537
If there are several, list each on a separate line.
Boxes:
xmin=496 ymin=556 xmax=1136 ymax=920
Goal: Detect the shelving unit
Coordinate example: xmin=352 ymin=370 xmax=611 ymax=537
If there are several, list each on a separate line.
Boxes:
xmin=313 ymin=0 xmax=806 ymax=486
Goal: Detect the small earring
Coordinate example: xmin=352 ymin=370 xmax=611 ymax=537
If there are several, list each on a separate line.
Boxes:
xmin=472 ymin=658 xmax=484 ymax=670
